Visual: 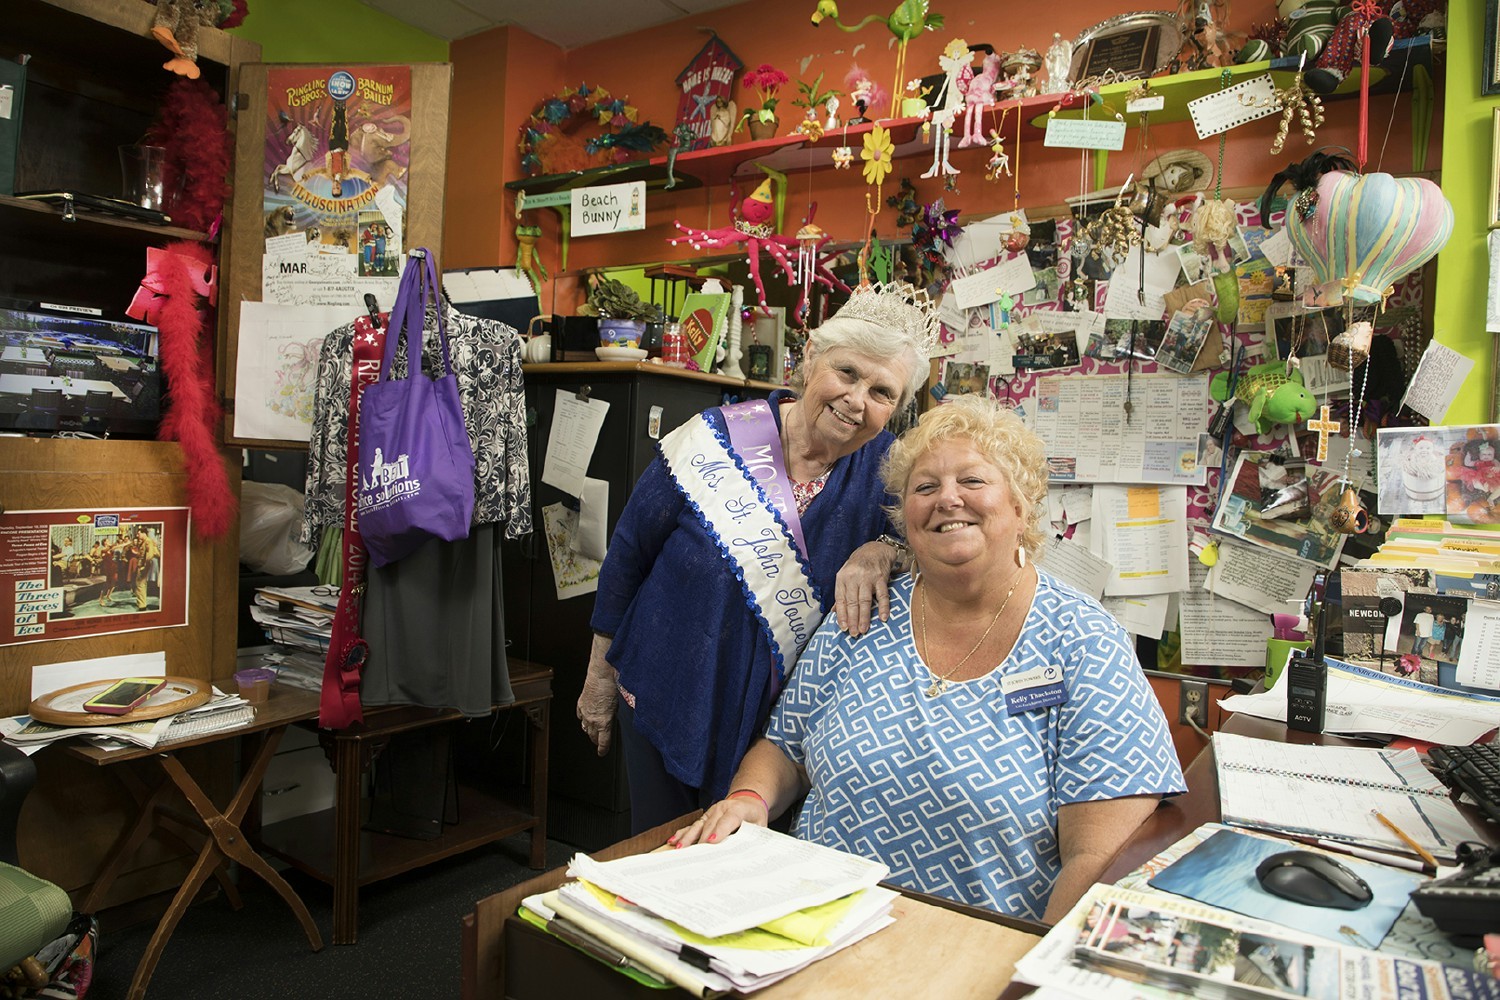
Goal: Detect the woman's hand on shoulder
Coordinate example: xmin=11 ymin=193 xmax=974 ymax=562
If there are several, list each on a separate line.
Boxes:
xmin=833 ymin=540 xmax=900 ymax=637
xmin=668 ymin=794 xmax=768 ymax=848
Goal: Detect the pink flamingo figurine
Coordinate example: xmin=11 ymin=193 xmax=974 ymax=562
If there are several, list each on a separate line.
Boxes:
xmin=958 ymin=51 xmax=1002 ymax=148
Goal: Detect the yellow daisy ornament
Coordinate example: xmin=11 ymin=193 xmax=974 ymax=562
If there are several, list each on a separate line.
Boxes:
xmin=861 ymin=125 xmax=894 ymax=188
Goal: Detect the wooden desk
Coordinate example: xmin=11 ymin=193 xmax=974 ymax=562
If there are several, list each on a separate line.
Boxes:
xmin=258 ymin=659 xmax=552 ymax=945
xmin=67 ymin=685 xmax=324 ymax=1000
xmin=1098 ymin=712 xmax=1499 ymax=885
xmin=460 ymin=814 xmax=1045 ymax=1000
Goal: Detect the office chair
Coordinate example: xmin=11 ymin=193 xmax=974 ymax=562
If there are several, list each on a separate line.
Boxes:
xmin=81 ymin=389 xmax=114 ymax=422
xmin=0 ymin=743 xmax=73 ymax=981
xmin=26 ymin=389 xmax=63 ymax=415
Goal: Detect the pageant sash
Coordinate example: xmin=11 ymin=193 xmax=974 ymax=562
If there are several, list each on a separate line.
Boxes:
xmin=320 ymin=313 xmax=386 ymax=728
xmin=658 ymin=399 xmax=824 ymax=685
xmin=720 ymin=398 xmax=811 ymax=561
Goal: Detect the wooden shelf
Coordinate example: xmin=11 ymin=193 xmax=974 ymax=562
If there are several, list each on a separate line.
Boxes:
xmin=510 ymin=37 xmax=1436 ymax=205
xmin=259 ymin=784 xmax=539 ymax=888
xmin=10 ymin=0 xmax=241 ymax=76
xmin=1036 ymin=36 xmax=1436 ymax=131
xmin=0 ymin=195 xmax=207 ymax=245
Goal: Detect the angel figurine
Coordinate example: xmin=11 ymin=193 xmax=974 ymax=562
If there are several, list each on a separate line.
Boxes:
xmin=1041 ymin=32 xmax=1073 ymax=95
xmin=824 ymin=94 xmax=841 ymax=131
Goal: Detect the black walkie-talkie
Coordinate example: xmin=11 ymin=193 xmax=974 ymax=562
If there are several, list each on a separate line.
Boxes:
xmin=1286 ymin=573 xmax=1329 ymax=733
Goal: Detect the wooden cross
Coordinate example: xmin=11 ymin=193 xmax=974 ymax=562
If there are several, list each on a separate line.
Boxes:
xmin=1306 ymin=404 xmax=1341 ymax=463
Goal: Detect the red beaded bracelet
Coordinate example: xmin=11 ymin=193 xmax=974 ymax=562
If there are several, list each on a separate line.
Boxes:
xmin=727 ymin=788 xmax=769 ymax=818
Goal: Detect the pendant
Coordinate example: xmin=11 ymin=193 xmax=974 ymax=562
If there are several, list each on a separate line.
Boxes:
xmin=925 ymin=679 xmax=945 ymax=698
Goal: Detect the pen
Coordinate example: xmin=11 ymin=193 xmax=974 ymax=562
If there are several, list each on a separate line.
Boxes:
xmin=1371 ymin=810 xmax=1440 ymax=870
xmin=1314 ymin=838 xmax=1427 ymax=873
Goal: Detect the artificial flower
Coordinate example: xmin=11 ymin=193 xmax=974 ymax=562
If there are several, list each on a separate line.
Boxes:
xmin=742 ymin=64 xmax=790 ymax=113
xmin=911 ymin=199 xmax=961 ymax=267
xmin=861 ymin=125 xmax=894 ymax=187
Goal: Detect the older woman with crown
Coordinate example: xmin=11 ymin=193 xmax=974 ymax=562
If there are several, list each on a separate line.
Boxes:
xmin=580 ymin=282 xmax=938 ymax=833
xmin=672 ymin=396 xmax=1185 ymax=921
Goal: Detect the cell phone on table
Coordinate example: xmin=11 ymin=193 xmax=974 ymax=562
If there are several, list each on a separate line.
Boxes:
xmin=82 ymin=677 xmax=167 ymax=715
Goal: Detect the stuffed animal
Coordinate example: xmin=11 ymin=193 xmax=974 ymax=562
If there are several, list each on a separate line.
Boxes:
xmin=1211 ymin=361 xmax=1318 ymax=434
xmin=1296 ymin=0 xmax=1444 ymax=95
xmin=151 ymin=0 xmax=245 ymax=79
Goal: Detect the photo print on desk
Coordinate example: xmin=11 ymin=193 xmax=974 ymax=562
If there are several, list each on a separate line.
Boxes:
xmin=1396 ymin=593 xmax=1469 ymax=685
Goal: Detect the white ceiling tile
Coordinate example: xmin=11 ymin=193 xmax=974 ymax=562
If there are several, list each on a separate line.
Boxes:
xmin=661 ymin=0 xmax=746 ymax=14
xmin=365 ymin=0 xmax=750 ymax=47
xmin=360 ymin=0 xmax=495 ymax=40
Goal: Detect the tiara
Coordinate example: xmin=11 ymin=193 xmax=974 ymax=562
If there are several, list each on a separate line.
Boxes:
xmin=830 ymin=281 xmax=942 ymax=361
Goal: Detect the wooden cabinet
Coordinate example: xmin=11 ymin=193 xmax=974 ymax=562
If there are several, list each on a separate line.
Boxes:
xmin=0 ymin=0 xmax=256 ymax=901
xmin=502 ymin=362 xmax=773 ymax=849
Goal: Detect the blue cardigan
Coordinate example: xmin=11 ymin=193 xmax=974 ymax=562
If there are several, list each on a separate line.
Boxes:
xmin=591 ymin=390 xmax=896 ymax=798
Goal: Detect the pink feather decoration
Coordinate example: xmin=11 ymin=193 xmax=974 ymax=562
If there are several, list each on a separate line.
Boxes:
xmin=131 ymin=242 xmax=237 ymax=540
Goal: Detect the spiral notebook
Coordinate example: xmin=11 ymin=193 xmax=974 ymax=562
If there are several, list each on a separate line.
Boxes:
xmin=1212 ymin=732 xmax=1474 ymax=861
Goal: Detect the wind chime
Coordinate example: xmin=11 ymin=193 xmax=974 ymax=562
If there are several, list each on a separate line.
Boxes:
xmin=1281 ymin=14 xmax=1455 ymax=534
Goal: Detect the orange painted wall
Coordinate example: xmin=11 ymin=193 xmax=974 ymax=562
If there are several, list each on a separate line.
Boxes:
xmin=444 ymin=26 xmax=567 ymax=269
xmin=445 ymin=0 xmax=1441 ymax=310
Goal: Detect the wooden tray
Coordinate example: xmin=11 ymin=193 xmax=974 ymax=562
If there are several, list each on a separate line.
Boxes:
xmin=29 ymin=676 xmax=211 ymax=726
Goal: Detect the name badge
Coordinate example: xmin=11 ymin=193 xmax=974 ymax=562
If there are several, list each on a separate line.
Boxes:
xmin=1000 ymin=665 xmax=1067 ymax=714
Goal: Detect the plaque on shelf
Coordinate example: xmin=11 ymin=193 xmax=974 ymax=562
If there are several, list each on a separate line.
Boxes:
xmin=1070 ymin=11 xmax=1185 ymax=83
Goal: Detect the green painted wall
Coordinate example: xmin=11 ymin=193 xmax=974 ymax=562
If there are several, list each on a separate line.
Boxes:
xmin=227 ymin=0 xmax=448 ymax=62
xmin=1433 ymin=3 xmax=1492 ymax=425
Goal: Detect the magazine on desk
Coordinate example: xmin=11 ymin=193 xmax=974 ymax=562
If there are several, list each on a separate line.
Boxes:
xmin=1015 ymin=884 xmax=1500 ymax=1000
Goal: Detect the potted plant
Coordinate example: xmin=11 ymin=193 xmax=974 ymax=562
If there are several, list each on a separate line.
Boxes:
xmin=581 ymin=275 xmax=661 ymax=348
xmin=737 ymin=64 xmax=790 ymax=141
xmin=790 ymin=72 xmax=841 ymax=138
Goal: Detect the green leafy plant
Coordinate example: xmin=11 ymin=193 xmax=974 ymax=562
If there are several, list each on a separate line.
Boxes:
xmin=791 ymin=71 xmax=841 ymax=110
xmin=580 ymin=275 xmax=660 ymax=322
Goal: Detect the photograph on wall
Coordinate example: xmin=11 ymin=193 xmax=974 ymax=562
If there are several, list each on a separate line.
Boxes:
xmin=1376 ymin=425 xmax=1500 ymax=522
xmin=263 ymin=66 xmax=412 ymax=262
xmin=0 ymin=508 xmax=189 ymax=647
xmin=1012 ymin=328 xmax=1080 ymax=371
xmin=941 ymin=360 xmax=989 ymax=397
xmin=1210 ymin=452 xmax=1348 ymax=568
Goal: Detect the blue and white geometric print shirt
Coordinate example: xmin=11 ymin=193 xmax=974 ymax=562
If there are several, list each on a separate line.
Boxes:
xmin=766 ymin=571 xmax=1186 ymax=920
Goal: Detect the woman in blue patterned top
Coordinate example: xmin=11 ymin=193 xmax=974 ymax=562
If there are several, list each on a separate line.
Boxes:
xmin=673 ymin=395 xmax=1186 ymax=921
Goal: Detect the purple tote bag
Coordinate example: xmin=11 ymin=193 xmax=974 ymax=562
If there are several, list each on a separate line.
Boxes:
xmin=356 ymin=251 xmax=476 ymax=567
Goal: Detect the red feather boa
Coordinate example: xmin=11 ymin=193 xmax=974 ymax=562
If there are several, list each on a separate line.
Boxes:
xmin=130 ymin=242 xmax=236 ymax=539
xmin=146 ymin=78 xmax=231 ymax=234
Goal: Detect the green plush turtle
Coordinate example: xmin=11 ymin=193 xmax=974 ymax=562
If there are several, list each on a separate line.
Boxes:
xmin=1210 ymin=360 xmax=1318 ymax=435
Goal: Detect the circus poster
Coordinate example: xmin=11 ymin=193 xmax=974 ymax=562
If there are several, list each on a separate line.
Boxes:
xmin=262 ymin=66 xmax=412 ymax=279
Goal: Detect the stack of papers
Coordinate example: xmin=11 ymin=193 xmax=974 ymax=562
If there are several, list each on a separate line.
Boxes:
xmin=252 ymin=585 xmax=335 ymax=653
xmin=0 ymin=686 xmax=250 ymax=754
xmin=522 ymin=823 xmax=896 ymax=995
xmin=1217 ymin=655 xmax=1500 ymax=744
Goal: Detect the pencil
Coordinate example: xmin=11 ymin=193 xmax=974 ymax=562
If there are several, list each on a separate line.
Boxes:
xmin=1371 ymin=810 xmax=1440 ymax=869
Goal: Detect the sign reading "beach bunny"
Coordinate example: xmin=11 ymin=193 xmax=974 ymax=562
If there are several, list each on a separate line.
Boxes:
xmin=571 ymin=181 xmax=646 ymax=237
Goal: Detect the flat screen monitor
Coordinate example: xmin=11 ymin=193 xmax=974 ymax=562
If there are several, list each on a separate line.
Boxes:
xmin=0 ymin=307 xmax=162 ymax=437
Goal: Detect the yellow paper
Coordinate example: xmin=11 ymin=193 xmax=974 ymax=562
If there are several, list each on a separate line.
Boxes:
xmin=577 ymin=879 xmax=860 ymax=950
xmin=1125 ymin=487 xmax=1160 ymax=520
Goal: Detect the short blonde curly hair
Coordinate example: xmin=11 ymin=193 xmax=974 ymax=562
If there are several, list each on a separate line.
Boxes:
xmin=880 ymin=395 xmax=1049 ymax=557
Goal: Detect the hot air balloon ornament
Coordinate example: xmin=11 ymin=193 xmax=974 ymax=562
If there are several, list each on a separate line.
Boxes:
xmin=1285 ymin=170 xmax=1454 ymax=311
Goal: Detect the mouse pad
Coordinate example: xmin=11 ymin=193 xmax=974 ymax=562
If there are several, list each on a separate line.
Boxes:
xmin=1148 ymin=829 xmax=1423 ymax=948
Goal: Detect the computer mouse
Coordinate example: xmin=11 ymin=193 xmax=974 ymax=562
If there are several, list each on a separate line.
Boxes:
xmin=1255 ymin=850 xmax=1373 ymax=910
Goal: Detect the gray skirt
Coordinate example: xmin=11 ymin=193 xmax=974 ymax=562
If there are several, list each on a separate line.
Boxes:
xmin=360 ymin=523 xmax=514 ymax=716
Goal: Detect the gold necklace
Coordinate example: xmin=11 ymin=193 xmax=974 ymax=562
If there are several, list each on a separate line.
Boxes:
xmin=918 ymin=570 xmax=1023 ymax=698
